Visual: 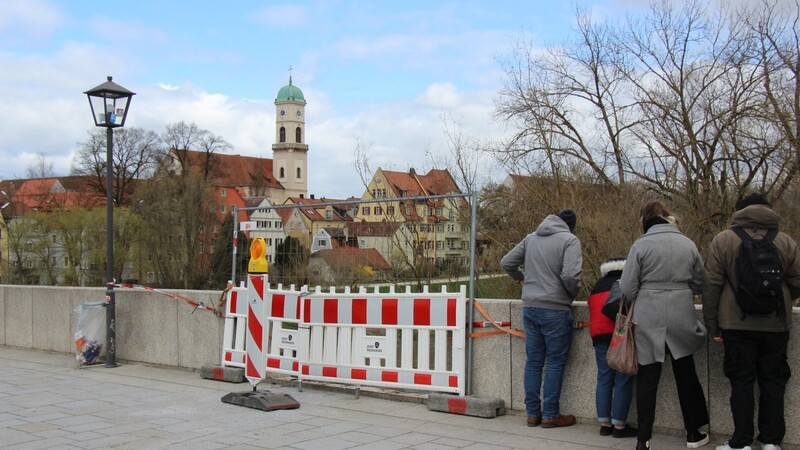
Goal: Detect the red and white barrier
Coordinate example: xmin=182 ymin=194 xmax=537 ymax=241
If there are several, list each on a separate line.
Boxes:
xmin=297 ymin=285 xmax=467 ymax=395
xmin=245 ymin=274 xmax=268 ymax=385
xmin=221 ymin=284 xmax=248 ymax=367
xmin=221 ymin=280 xmax=306 ymax=384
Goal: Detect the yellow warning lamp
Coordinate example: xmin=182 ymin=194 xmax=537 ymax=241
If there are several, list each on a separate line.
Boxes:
xmin=248 ymin=237 xmax=268 ymax=273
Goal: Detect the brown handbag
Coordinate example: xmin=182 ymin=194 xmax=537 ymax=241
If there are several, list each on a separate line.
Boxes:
xmin=606 ymin=296 xmax=638 ymax=375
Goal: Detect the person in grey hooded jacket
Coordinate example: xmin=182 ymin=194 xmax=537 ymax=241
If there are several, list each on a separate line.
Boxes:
xmin=500 ymin=209 xmax=582 ymax=429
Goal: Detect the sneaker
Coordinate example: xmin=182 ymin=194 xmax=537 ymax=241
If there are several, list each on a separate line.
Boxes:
xmin=761 ymin=444 xmax=781 ymax=450
xmin=600 ymin=425 xmax=614 ymax=436
xmin=715 ymin=442 xmax=751 ymax=450
xmin=687 ymin=431 xmax=710 ymax=448
xmin=613 ymin=424 xmax=639 ymax=438
xmin=526 ymin=416 xmax=541 ymax=427
xmin=540 ymin=414 xmax=576 ymax=428
xmin=636 ymin=439 xmax=651 ymax=450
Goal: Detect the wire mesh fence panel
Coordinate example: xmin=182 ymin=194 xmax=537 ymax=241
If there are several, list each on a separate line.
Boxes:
xmin=231 ymin=194 xmax=475 ymax=294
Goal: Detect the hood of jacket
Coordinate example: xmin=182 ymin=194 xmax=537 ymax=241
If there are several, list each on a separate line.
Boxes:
xmin=731 ymin=204 xmax=780 ymax=230
xmin=535 ymin=214 xmax=572 ymax=236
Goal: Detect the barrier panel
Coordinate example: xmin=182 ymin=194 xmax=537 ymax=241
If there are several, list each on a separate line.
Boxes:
xmin=221 ymin=278 xmax=306 ymax=383
xmin=297 ymin=285 xmax=467 ymax=395
xmin=221 ymin=284 xmax=248 ymax=368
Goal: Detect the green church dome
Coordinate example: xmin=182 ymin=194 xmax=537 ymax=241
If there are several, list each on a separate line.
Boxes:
xmin=276 ymin=77 xmax=306 ymax=103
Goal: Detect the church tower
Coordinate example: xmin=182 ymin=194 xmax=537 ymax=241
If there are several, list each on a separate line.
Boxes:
xmin=272 ymin=75 xmax=308 ymax=202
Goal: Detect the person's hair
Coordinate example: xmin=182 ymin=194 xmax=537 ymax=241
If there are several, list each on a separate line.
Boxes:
xmin=640 ymin=200 xmax=670 ymax=223
xmin=640 ymin=200 xmax=671 ymax=232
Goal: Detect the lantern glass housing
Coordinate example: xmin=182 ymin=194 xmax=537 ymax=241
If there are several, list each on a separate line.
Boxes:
xmin=84 ymin=76 xmax=135 ymax=128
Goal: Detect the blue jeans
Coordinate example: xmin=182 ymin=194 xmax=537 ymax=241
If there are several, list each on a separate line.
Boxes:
xmin=594 ymin=341 xmax=634 ymax=425
xmin=523 ymin=307 xmax=573 ymax=419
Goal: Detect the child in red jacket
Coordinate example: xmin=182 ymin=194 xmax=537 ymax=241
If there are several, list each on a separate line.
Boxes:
xmin=588 ymin=257 xmax=637 ymax=438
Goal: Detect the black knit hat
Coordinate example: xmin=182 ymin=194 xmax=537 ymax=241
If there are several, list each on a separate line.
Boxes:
xmin=556 ymin=208 xmax=577 ymax=232
xmin=735 ymin=193 xmax=771 ymax=211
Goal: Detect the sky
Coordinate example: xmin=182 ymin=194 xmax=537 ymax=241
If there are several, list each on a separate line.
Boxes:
xmin=0 ymin=0 xmax=643 ymax=198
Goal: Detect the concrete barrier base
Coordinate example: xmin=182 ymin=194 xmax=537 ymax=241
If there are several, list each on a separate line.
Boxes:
xmin=200 ymin=365 xmax=245 ymax=383
xmin=427 ymin=393 xmax=506 ymax=418
xmin=221 ymin=389 xmax=300 ymax=411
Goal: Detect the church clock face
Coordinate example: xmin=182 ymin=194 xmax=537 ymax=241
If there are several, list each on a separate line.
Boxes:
xmin=296 ymin=109 xmax=303 ymax=118
xmin=279 ymin=108 xmax=286 ymax=118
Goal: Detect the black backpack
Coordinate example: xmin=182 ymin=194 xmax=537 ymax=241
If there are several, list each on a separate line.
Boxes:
xmin=731 ymin=227 xmax=785 ymax=318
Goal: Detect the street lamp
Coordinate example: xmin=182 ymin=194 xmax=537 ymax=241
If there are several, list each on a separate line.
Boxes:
xmin=84 ymin=76 xmax=135 ymax=368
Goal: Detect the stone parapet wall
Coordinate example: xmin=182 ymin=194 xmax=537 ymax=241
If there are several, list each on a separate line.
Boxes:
xmin=1 ymin=286 xmax=797 ymax=446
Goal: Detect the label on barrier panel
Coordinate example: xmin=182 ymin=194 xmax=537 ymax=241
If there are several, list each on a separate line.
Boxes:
xmin=246 ymin=274 xmax=267 ymax=386
xmin=363 ymin=336 xmax=387 ymax=358
xmin=279 ymin=329 xmax=297 ymax=349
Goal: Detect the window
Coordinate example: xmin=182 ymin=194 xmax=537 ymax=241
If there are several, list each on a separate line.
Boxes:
xmin=220 ymin=204 xmax=226 ymax=213
xmin=279 ymin=126 xmax=286 ymax=143
xmin=221 ymin=188 xmax=227 ymax=197
xmin=275 ymin=220 xmax=282 ymax=228
xmin=447 ymin=224 xmax=456 ymax=232
xmin=449 ymin=209 xmax=454 ymax=220
xmin=405 ymin=205 xmax=412 ymax=215
xmin=326 ymin=210 xmax=333 ymax=221
xmin=52 ymin=256 xmax=57 ymax=266
xmin=387 ymin=206 xmax=395 ymax=215
xmin=437 ymin=224 xmax=444 ymax=232
xmin=360 ymin=239 xmax=366 ymax=247
xmin=266 ymin=238 xmax=273 ymax=246
xmin=199 ymin=242 xmax=204 ymax=254
xmin=296 ymin=167 xmax=301 ymax=178
xmin=280 ymin=167 xmax=285 ymax=178
xmin=436 ymin=207 xmax=443 ymax=216
xmin=374 ymin=206 xmax=382 ymax=215
xmin=295 ymin=127 xmax=302 ymax=143
xmin=436 ymin=241 xmax=443 ymax=250
xmin=362 ymin=207 xmax=370 ymax=215
xmin=319 ymin=239 xmax=327 ymax=247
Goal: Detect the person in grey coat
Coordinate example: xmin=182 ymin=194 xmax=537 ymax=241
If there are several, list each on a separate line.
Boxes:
xmin=501 ymin=209 xmax=582 ymax=429
xmin=619 ymin=200 xmax=709 ymax=450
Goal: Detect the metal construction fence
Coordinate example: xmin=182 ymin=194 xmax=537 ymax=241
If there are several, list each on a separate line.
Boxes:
xmin=221 ymin=277 xmax=468 ymax=395
xmin=229 ymin=193 xmax=479 ymax=393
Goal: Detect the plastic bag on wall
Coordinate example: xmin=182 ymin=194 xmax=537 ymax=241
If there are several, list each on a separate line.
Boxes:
xmin=73 ymin=301 xmax=106 ymax=366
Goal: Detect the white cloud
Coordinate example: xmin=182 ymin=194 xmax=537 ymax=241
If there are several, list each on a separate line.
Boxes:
xmin=417 ymin=82 xmax=461 ymax=109
xmin=0 ymin=0 xmax=64 ymax=38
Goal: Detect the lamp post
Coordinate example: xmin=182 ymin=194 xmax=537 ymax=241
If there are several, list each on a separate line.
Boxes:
xmin=84 ymin=76 xmax=135 ymax=368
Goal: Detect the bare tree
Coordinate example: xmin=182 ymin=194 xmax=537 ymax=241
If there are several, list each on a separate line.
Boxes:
xmin=26 ymin=153 xmax=56 ymax=179
xmin=494 ymin=8 xmax=634 ymax=187
xmin=72 ymin=127 xmax=163 ymax=206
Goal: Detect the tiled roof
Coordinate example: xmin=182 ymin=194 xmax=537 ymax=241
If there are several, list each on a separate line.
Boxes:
xmin=314 ymin=247 xmax=390 ymax=270
xmin=0 ymin=176 xmax=105 ymax=215
xmin=173 ymin=149 xmax=283 ymax=190
xmin=380 ymin=168 xmax=463 ymax=207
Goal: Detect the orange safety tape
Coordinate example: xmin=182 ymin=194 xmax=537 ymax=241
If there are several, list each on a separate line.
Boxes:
xmin=115 ymin=283 xmax=224 ymax=317
xmin=471 ymin=299 xmax=526 ymax=338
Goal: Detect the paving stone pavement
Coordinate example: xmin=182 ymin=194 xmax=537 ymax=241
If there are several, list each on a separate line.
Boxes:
xmin=0 ymin=347 xmax=707 ymax=449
